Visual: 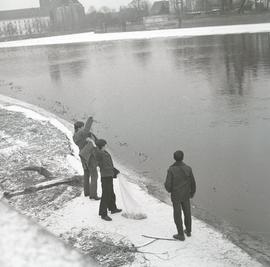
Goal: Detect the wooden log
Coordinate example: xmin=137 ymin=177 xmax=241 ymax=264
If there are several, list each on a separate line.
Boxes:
xmin=21 ymin=166 xmax=54 ymax=178
xmin=4 ymin=175 xmax=82 ymax=199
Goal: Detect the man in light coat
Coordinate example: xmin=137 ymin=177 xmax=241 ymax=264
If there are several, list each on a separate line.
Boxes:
xmin=165 ymin=150 xmax=196 ymax=241
xmin=73 ymin=117 xmax=100 ymax=200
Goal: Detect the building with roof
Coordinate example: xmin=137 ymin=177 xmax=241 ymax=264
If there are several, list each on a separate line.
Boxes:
xmin=0 ymin=0 xmax=85 ymax=40
xmin=0 ymin=6 xmax=50 ymax=39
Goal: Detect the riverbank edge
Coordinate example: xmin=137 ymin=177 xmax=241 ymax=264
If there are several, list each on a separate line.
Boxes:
xmin=0 ymin=93 xmax=264 ymax=266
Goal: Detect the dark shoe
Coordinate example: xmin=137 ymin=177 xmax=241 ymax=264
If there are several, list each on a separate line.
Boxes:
xmin=101 ymin=215 xmax=112 ymax=221
xmin=173 ymin=234 xmax=185 ymax=241
xmin=90 ymin=196 xmax=101 ymax=200
xmin=184 ymin=230 xmax=191 ymax=237
xmin=84 ymin=193 xmax=89 ymax=197
xmin=111 ymin=208 xmax=122 ymax=214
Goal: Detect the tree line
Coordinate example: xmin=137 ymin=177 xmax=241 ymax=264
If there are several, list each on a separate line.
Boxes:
xmin=84 ymin=0 xmax=270 ymax=32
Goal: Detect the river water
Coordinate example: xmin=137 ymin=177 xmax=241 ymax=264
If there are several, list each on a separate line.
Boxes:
xmin=1 ymin=32 xmax=270 ymax=247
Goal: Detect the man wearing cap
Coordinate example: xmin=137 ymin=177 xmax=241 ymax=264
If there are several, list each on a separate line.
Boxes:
xmin=164 ymin=150 xmax=196 ymax=241
xmin=95 ymin=139 xmax=121 ymax=221
xmin=73 ymin=116 xmax=100 ymax=200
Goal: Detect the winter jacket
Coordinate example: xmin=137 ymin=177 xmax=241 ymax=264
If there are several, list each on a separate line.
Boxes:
xmin=164 ymin=161 xmax=196 ymax=202
xmin=95 ymin=149 xmax=115 ymax=178
xmin=73 ymin=117 xmax=93 ymax=151
xmin=80 ymin=140 xmax=97 ymax=164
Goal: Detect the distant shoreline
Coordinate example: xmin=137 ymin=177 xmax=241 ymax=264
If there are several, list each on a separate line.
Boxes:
xmin=1 ymin=11 xmax=270 ymax=44
xmin=0 ymin=19 xmax=269 ymax=48
xmin=182 ymin=12 xmax=270 ymax=28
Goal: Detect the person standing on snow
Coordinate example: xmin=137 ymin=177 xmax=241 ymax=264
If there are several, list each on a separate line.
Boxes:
xmin=164 ymin=150 xmax=196 ymax=241
xmin=95 ymin=139 xmax=121 ymax=221
xmin=73 ymin=116 xmax=100 ymax=200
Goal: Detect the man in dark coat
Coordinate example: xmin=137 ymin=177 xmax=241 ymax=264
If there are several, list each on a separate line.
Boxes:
xmin=73 ymin=117 xmax=100 ymax=200
xmin=164 ymin=150 xmax=196 ymax=241
xmin=95 ymin=139 xmax=121 ymax=221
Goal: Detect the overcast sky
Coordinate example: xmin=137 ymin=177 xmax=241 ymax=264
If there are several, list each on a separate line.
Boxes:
xmin=0 ymin=0 xmax=133 ymax=12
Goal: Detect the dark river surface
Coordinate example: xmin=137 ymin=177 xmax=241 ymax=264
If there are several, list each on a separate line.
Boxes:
xmin=1 ymin=32 xmax=270 ymax=252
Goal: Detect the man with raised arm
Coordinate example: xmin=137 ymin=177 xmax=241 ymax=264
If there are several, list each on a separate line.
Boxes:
xmin=73 ymin=116 xmax=100 ymax=200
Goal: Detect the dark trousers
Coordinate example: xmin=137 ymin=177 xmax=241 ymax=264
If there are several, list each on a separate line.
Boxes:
xmin=172 ymin=199 xmax=192 ymax=235
xmin=99 ymin=177 xmax=117 ymax=216
xmin=80 ymin=156 xmax=98 ymax=198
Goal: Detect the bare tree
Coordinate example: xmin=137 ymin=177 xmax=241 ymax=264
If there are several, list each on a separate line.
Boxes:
xmin=129 ymin=0 xmax=142 ymax=9
xmin=170 ymin=0 xmax=183 ymax=27
xmin=99 ymin=6 xmax=112 ymax=14
xmin=238 ymin=0 xmax=247 ymax=13
xmin=221 ymin=0 xmax=233 ymax=12
xmin=87 ymin=6 xmax=96 ymax=14
xmin=128 ymin=0 xmax=150 ymax=12
xmin=202 ymin=0 xmax=208 ymax=11
xmin=228 ymin=0 xmax=233 ymax=10
xmin=170 ymin=0 xmax=184 ymax=14
xmin=221 ymin=0 xmax=226 ymax=12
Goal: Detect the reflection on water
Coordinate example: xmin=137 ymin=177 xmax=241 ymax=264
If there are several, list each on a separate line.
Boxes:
xmin=1 ymin=33 xmax=270 ymax=250
xmin=47 ymin=46 xmax=89 ymax=84
xmin=49 ymin=64 xmax=61 ymax=84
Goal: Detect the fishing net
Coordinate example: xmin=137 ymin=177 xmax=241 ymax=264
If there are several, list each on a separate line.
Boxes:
xmin=118 ymin=175 xmax=147 ymax=220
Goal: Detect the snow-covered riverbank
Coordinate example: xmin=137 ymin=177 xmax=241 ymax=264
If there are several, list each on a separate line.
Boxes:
xmin=0 ymin=23 xmax=270 ymax=48
xmin=0 ymin=94 xmax=262 ymax=266
xmin=0 ymin=201 xmax=97 ymax=267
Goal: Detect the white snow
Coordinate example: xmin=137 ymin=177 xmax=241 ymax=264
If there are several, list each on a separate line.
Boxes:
xmin=0 ymin=23 xmax=269 ymax=48
xmin=0 ymin=145 xmax=23 ymax=157
xmin=0 ymin=201 xmax=98 ymax=267
xmin=43 ymin=174 xmax=261 ymax=267
xmin=0 ymin=94 xmax=263 ymax=266
xmin=5 ymin=105 xmax=49 ymax=121
xmin=0 ymin=130 xmax=28 ymax=156
xmin=2 ymin=102 xmax=79 ymax=159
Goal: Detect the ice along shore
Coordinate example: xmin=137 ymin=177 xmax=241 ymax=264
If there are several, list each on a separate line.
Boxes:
xmin=0 ymin=23 xmax=270 ymax=48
